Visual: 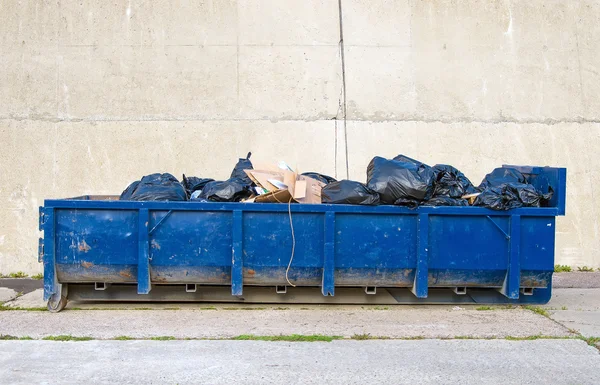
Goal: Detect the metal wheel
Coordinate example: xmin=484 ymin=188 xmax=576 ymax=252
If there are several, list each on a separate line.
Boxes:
xmin=47 ymin=294 xmax=68 ymax=313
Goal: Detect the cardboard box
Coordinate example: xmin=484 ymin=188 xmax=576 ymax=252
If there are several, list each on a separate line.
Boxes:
xmin=247 ymin=168 xmax=325 ymax=204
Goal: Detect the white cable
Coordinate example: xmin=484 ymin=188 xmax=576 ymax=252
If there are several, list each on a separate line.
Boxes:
xmin=285 ymin=197 xmax=296 ymax=287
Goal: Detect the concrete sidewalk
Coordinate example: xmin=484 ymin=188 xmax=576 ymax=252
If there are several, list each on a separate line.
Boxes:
xmin=0 ymin=306 xmax=573 ymax=340
xmin=1 ymin=339 xmax=599 ymax=385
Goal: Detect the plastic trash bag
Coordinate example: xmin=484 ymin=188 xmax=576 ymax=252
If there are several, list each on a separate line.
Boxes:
xmin=423 ymin=197 xmax=468 ymax=206
xmin=321 ymin=180 xmax=380 ymax=205
xmin=432 ymin=164 xmax=478 ymax=198
xmin=190 ymin=190 xmax=203 ymax=200
xmin=367 ymin=156 xmax=435 ymax=204
xmin=120 ymin=173 xmax=187 ymax=201
xmin=474 ymin=183 xmax=552 ymax=210
xmin=301 ymin=172 xmax=337 ymax=185
xmin=194 ymin=153 xmax=255 ymax=203
xmin=478 ymin=168 xmax=527 ymax=190
xmin=230 ymin=152 xmax=254 ymax=186
xmin=196 ymin=179 xmax=252 ymax=202
xmin=393 ymin=197 xmax=421 ymax=208
xmin=182 ymin=175 xmax=214 ymax=197
xmin=392 ymin=154 xmax=429 ymax=167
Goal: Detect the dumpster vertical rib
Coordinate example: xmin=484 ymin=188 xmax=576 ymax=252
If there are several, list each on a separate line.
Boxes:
xmin=412 ymin=213 xmax=429 ymax=298
xmin=137 ymin=208 xmax=151 ymax=294
xmin=42 ymin=208 xmax=57 ymax=301
xmin=231 ymin=210 xmax=243 ymax=296
xmin=322 ymin=212 xmax=335 ymax=296
xmin=500 ymin=215 xmax=521 ymax=299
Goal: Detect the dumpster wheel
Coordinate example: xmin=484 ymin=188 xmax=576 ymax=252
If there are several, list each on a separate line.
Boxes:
xmin=47 ymin=294 xmax=67 ymax=313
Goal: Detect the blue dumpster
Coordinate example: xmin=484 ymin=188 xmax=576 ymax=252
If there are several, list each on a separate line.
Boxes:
xmin=39 ymin=165 xmax=566 ymax=311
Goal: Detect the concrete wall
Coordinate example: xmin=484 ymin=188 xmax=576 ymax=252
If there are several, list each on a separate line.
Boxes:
xmin=1 ymin=0 xmax=599 ymax=274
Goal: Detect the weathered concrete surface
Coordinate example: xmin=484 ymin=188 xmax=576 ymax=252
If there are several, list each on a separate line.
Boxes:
xmin=549 ymin=310 xmax=600 ymax=338
xmin=546 ymin=288 xmax=600 ymax=311
xmin=0 ymin=306 xmax=572 ymax=339
xmin=343 ymin=0 xmax=594 ymax=121
xmin=545 ymin=289 xmax=600 ymax=337
xmin=0 ymin=288 xmax=17 ymax=303
xmin=1 ymin=340 xmax=599 ymax=385
xmin=2 ymin=0 xmax=600 ymax=274
xmin=0 ymin=279 xmax=42 ymax=295
xmin=554 ymin=273 xmax=600 ymax=288
xmin=2 ymin=289 xmax=44 ymax=309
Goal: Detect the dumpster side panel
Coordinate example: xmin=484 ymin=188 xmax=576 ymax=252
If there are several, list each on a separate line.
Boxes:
xmin=55 ymin=209 xmax=138 ymax=282
xmin=334 ymin=213 xmax=417 ymax=286
xmin=148 ymin=211 xmax=233 ymax=284
xmin=519 ymin=216 xmax=555 ymax=288
xmin=428 ymin=215 xmax=508 ymax=287
xmin=242 ymin=212 xmax=325 ymax=285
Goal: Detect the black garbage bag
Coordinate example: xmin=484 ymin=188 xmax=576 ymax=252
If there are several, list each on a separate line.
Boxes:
xmin=432 ymin=164 xmax=478 ymax=198
xmin=423 ymin=197 xmax=469 ymax=206
xmin=182 ymin=175 xmax=214 ymax=197
xmin=478 ymin=168 xmax=527 ymax=190
xmin=474 ymin=183 xmax=552 ymax=210
xmin=321 ymin=180 xmax=380 ymax=205
xmin=196 ymin=179 xmax=252 ymax=202
xmin=301 ymin=172 xmax=337 ymax=185
xmin=393 ymin=197 xmax=420 ymax=208
xmin=392 ymin=154 xmax=430 ymax=167
xmin=120 ymin=173 xmax=187 ymax=201
xmin=367 ymin=156 xmax=435 ymax=204
xmin=193 ymin=152 xmax=256 ymax=203
xmin=230 ymin=152 xmax=254 ymax=186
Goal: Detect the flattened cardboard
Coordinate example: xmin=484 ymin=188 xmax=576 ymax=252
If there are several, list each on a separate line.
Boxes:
xmin=255 ymin=189 xmax=294 ymax=203
xmin=244 ymin=170 xmax=283 ymax=192
xmin=293 ymin=180 xmax=307 ymax=199
xmin=296 ymin=175 xmax=326 ymax=204
xmin=251 ymin=166 xmax=326 ymax=204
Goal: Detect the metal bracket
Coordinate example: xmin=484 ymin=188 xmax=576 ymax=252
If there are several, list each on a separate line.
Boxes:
xmin=322 ymin=212 xmax=335 ymax=296
xmin=149 ymin=210 xmax=173 ymax=235
xmin=186 ymin=284 xmax=197 ymax=293
xmin=486 ymin=216 xmax=510 ymax=239
xmin=137 ymin=209 xmax=151 ymax=294
xmin=453 ymin=287 xmax=467 ymax=295
xmin=38 ymin=238 xmax=45 ymax=263
xmin=231 ymin=210 xmax=244 ymax=296
xmin=276 ymin=285 xmax=287 ymax=294
xmin=94 ymin=282 xmax=110 ymax=291
xmin=38 ymin=207 xmax=46 ymax=231
xmin=497 ymin=215 xmax=521 ymax=299
xmin=411 ymin=213 xmax=429 ymax=298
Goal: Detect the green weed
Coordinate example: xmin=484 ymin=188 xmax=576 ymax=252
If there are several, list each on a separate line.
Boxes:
xmin=233 ymin=334 xmax=342 ymax=342
xmin=577 ymin=266 xmax=595 ymax=272
xmin=523 ymin=305 xmax=550 ymax=318
xmin=42 ymin=335 xmax=93 ymax=341
xmin=8 ymin=272 xmax=28 ymax=278
xmin=554 ymin=265 xmax=572 ymax=273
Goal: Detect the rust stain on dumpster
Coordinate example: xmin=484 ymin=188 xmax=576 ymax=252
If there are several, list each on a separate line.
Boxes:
xmin=78 ymin=240 xmax=91 ymax=253
xmin=119 ymin=270 xmax=133 ymax=279
xmin=81 ymin=261 xmax=94 ymax=268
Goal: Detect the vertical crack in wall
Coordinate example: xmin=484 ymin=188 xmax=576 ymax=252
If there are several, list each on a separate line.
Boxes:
xmin=337 ymin=0 xmax=349 ymax=180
